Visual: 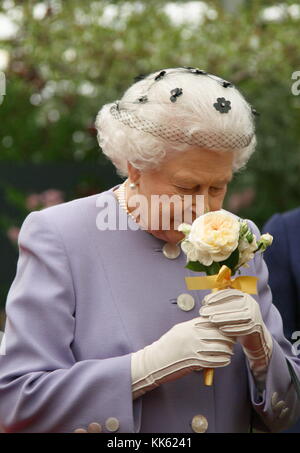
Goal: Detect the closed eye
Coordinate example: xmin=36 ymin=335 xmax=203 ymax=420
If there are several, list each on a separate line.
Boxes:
xmin=174 ymin=185 xmax=227 ymax=195
xmin=210 ymin=186 xmax=226 ymax=194
xmin=175 ymin=185 xmax=200 ymax=192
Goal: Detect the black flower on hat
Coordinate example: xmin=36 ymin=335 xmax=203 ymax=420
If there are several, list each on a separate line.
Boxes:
xmin=222 ymin=80 xmax=233 ymax=88
xmin=213 ymin=97 xmax=231 ymax=113
xmin=251 ymin=107 xmax=260 ymax=116
xmin=154 ymin=70 xmax=166 ymax=81
xmin=170 ymin=87 xmax=183 ymax=103
xmin=137 ymin=95 xmax=148 ymax=104
xmin=183 ymin=66 xmax=207 ymax=75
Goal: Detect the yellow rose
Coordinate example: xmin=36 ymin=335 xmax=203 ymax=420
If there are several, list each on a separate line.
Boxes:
xmin=186 ymin=210 xmax=240 ymax=266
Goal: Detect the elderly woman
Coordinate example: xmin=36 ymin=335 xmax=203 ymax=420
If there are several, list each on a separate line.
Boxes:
xmin=0 ymin=66 xmax=299 ymax=433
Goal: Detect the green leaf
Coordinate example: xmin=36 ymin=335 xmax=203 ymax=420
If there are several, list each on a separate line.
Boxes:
xmin=256 ymin=242 xmax=264 ymax=251
xmin=218 ymin=246 xmax=240 ymax=273
xmin=206 ymin=262 xmax=222 ymax=275
xmin=185 ymin=261 xmax=208 ymax=272
xmin=246 ymin=232 xmax=254 ymax=243
xmin=185 ymin=260 xmax=221 ymax=276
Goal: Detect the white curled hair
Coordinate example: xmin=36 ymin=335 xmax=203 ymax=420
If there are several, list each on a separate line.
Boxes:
xmin=94 ymin=67 xmax=257 ymax=178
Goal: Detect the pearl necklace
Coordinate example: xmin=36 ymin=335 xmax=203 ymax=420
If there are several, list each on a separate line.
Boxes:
xmin=115 ymin=180 xmax=181 ymax=259
xmin=115 ymin=180 xmax=138 ymax=224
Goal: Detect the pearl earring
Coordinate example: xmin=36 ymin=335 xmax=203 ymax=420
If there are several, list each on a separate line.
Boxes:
xmin=129 ymin=182 xmax=136 ymax=189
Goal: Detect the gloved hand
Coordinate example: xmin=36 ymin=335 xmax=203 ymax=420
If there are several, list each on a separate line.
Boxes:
xmin=131 ymin=316 xmax=236 ymax=400
xmin=199 ymin=289 xmax=273 ymax=386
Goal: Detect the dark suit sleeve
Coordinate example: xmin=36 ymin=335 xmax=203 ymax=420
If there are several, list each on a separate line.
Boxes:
xmin=262 ymin=214 xmax=298 ymax=341
xmin=244 ymin=219 xmax=300 ymax=432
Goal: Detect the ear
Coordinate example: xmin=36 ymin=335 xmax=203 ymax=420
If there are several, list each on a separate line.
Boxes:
xmin=127 ymin=162 xmax=141 ymax=184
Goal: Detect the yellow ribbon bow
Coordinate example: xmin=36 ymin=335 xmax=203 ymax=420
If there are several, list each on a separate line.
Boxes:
xmin=185 ymin=264 xmax=258 ymax=294
xmin=185 ymin=265 xmax=258 ymax=386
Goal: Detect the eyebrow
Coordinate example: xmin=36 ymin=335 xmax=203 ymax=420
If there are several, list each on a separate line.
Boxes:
xmin=173 ymin=175 xmax=233 ymax=185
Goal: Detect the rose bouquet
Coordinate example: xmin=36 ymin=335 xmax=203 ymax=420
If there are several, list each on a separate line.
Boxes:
xmin=177 ymin=209 xmax=273 ymax=386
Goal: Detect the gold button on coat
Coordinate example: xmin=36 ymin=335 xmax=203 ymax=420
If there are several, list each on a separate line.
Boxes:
xmin=87 ymin=422 xmax=102 ymax=433
xmin=105 ymin=417 xmax=120 ymax=432
xmin=191 ymin=414 xmax=208 ymax=433
xmin=162 ymin=243 xmax=181 ymax=259
xmin=177 ymin=293 xmax=195 ymax=311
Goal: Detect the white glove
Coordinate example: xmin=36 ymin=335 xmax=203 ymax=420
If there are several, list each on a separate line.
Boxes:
xmin=199 ymin=289 xmax=273 ymax=386
xmin=131 ymin=316 xmax=236 ymax=400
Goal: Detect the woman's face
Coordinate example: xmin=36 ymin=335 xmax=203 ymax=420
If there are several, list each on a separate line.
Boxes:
xmin=127 ymin=146 xmax=234 ymax=244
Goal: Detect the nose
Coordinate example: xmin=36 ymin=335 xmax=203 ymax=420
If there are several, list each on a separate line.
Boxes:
xmin=190 ymin=192 xmax=210 ymax=218
xmin=190 ymin=205 xmax=210 ymax=222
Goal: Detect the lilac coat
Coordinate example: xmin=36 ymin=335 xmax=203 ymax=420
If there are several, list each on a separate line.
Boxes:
xmin=0 ymin=183 xmax=299 ymax=433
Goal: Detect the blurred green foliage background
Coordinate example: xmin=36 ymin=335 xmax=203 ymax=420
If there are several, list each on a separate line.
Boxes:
xmin=0 ymin=0 xmax=300 ymax=320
